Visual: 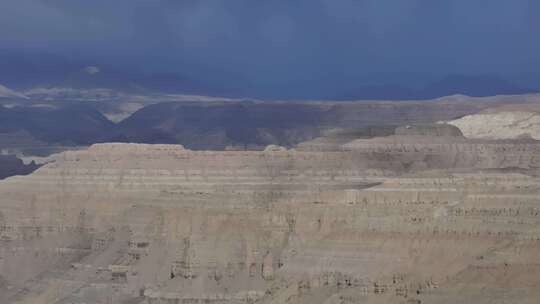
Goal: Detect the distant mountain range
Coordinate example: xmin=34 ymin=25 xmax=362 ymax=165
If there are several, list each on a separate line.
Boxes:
xmin=0 ymin=97 xmax=503 ymax=150
xmin=0 ymin=50 xmax=233 ymax=96
xmin=0 ymin=104 xmax=115 ymax=145
xmin=0 ymin=84 xmax=28 ymax=99
xmin=1 ymin=73 xmax=536 ymax=102
xmin=0 ymin=50 xmax=538 ymax=100
xmin=339 ymin=75 xmax=538 ymax=100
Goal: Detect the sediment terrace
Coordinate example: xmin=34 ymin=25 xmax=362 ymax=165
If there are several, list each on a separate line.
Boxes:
xmin=1 ymin=142 xmax=540 ymax=303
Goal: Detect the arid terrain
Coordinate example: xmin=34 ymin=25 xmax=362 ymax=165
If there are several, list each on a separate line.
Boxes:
xmin=1 ymin=97 xmax=540 ymax=303
xmin=2 ymin=1 xmax=540 ymax=302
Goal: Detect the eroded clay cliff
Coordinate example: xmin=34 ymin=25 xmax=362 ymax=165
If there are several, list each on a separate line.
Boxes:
xmin=0 ymin=142 xmax=540 ymax=303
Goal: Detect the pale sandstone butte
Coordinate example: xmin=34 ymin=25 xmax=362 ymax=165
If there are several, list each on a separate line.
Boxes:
xmin=448 ymin=104 xmax=540 ymax=140
xmin=0 ymin=143 xmax=539 ymax=303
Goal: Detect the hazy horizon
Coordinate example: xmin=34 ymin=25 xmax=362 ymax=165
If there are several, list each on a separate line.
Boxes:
xmin=1 ymin=0 xmax=540 ymax=99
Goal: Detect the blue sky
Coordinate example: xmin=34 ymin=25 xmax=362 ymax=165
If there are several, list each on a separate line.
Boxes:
xmin=1 ymin=0 xmax=539 ymax=97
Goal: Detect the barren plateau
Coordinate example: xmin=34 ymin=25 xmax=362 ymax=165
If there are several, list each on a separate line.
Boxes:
xmin=1 ymin=120 xmax=540 ymax=303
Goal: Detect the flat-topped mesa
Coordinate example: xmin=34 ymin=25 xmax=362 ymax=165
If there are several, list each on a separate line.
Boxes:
xmin=2 ymin=143 xmax=540 ymax=303
xmin=395 ymin=124 xmax=463 ymax=137
xmin=47 ymin=143 xmax=316 ymax=174
xmin=84 ymin=143 xmax=288 ymax=154
xmin=342 ymin=132 xmax=540 ymax=169
xmin=50 ymin=139 xmax=540 ymax=176
xmin=86 ymin=143 xmax=186 ymax=154
xmin=65 ymin=143 xmax=288 ymax=161
xmin=87 ymin=142 xmax=186 ymax=153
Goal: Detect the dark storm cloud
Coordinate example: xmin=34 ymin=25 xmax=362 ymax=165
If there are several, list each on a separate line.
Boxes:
xmin=0 ymin=0 xmax=539 ymax=97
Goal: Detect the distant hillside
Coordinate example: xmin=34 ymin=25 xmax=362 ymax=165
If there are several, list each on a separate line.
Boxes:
xmin=113 ymin=102 xmax=325 ymax=149
xmin=0 ymin=50 xmax=536 ymax=99
xmin=0 ymin=155 xmax=40 ymax=180
xmin=0 ymin=84 xmax=27 ymax=99
xmin=111 ymin=100 xmax=489 ymax=149
xmin=340 ymin=75 xmax=538 ymax=100
xmin=422 ymin=75 xmax=535 ymax=98
xmin=0 ymin=105 xmax=114 ymax=145
xmin=0 ymin=50 xmax=235 ymax=96
xmin=2 ymin=94 xmax=538 ymax=150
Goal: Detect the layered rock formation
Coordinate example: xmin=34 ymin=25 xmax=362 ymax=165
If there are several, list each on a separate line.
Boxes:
xmin=448 ymin=106 xmax=540 ymax=140
xmin=0 ymin=142 xmax=540 ymax=303
xmin=394 ymin=124 xmax=463 ymax=137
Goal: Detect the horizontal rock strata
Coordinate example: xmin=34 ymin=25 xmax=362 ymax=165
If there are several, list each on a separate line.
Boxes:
xmin=0 ymin=143 xmax=539 ymax=303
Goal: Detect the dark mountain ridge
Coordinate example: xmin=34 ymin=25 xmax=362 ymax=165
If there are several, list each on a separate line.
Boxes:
xmin=339 ymin=75 xmax=538 ymax=101
xmin=88 ymin=99 xmax=494 ymax=149
xmin=0 ymin=104 xmax=115 ymax=145
xmin=0 ymin=50 xmax=537 ymax=99
xmin=0 ymin=92 xmax=532 ymax=150
xmin=0 ymin=155 xmax=40 ymax=180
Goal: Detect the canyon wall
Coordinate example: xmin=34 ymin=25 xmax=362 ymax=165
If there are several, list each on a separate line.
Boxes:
xmin=0 ymin=143 xmax=539 ymax=303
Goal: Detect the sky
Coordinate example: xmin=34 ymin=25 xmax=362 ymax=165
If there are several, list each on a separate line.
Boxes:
xmin=1 ymin=0 xmax=539 ymax=98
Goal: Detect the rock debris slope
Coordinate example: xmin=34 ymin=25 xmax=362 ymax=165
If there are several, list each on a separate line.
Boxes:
xmin=0 ymin=141 xmax=540 ymax=303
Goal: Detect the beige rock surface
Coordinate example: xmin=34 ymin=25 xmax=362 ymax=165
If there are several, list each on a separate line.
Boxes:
xmin=449 ymin=109 xmax=540 ymax=140
xmin=0 ymin=142 xmax=540 ymax=303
